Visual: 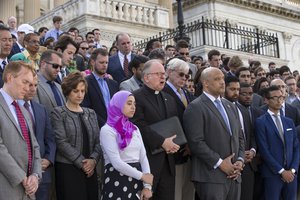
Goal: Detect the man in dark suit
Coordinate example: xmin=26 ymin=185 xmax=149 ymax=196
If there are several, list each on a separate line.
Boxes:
xmin=261 ymin=79 xmax=300 ymax=127
xmin=183 ymin=67 xmax=245 ymax=200
xmin=163 ymin=58 xmax=195 ymax=200
xmin=0 ymin=61 xmax=41 ymax=199
xmin=82 ymin=48 xmax=118 ymax=128
xmin=291 ymin=81 xmax=300 ymax=111
xmin=255 ymin=85 xmax=299 ymax=200
xmin=107 ymin=33 xmax=135 ymax=83
xmin=132 ymin=59 xmax=180 ymax=200
xmin=22 ymin=74 xmax=56 ymax=200
xmin=0 ymin=25 xmax=13 ymax=87
xmin=238 ymin=83 xmax=265 ymax=200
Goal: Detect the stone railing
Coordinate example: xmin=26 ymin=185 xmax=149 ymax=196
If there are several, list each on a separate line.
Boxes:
xmin=30 ymin=0 xmax=170 ymax=30
xmin=268 ymin=0 xmax=300 ymax=6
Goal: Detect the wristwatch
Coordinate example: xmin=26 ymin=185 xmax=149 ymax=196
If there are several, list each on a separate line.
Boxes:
xmin=32 ymin=173 xmax=41 ymax=183
xmin=291 ymin=168 xmax=296 ymax=174
xmin=144 ymin=184 xmax=152 ymax=191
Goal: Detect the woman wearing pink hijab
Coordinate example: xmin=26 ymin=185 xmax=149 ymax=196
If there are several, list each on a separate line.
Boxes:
xmin=100 ymin=91 xmax=153 ymax=199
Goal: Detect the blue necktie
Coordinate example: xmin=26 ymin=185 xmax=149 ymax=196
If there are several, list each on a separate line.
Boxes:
xmin=47 ymin=81 xmax=63 ymax=106
xmin=214 ymin=99 xmax=232 ymax=135
xmin=98 ymin=78 xmax=110 ymax=108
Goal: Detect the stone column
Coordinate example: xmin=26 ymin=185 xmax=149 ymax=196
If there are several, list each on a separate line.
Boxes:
xmin=24 ymin=0 xmax=40 ymax=23
xmin=0 ymin=0 xmax=16 ymax=23
xmin=159 ymin=0 xmax=173 ymax=28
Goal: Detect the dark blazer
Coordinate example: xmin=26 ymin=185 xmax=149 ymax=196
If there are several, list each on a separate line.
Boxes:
xmin=251 ymin=93 xmax=264 ymax=108
xmin=55 ymin=67 xmax=70 ymax=84
xmin=107 ymin=53 xmax=135 ymax=83
xmin=291 ymin=98 xmax=300 ymax=111
xmin=8 ymin=42 xmax=22 ymax=59
xmin=255 ymin=113 xmax=299 ymax=178
xmin=81 ymin=74 xmax=118 ymax=128
xmin=31 ymin=100 xmax=56 ymax=184
xmin=261 ymin=103 xmax=300 ymax=127
xmin=131 ymin=86 xmax=178 ymax=188
xmin=183 ymin=94 xmax=245 ymax=183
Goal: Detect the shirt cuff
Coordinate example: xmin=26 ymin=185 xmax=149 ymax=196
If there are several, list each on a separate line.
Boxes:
xmin=278 ymin=168 xmax=285 ymax=174
xmin=250 ymin=148 xmax=256 ymax=156
xmin=237 ymin=157 xmax=244 ymax=163
xmin=214 ymin=158 xmax=223 ymax=169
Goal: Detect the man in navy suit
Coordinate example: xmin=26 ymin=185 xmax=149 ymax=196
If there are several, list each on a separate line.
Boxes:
xmin=107 ymin=33 xmax=135 ymax=83
xmin=0 ymin=25 xmax=13 ymax=87
xmin=21 ymin=74 xmax=56 ymax=200
xmin=255 ymin=85 xmax=299 ymax=200
xmin=82 ymin=48 xmax=118 ymax=128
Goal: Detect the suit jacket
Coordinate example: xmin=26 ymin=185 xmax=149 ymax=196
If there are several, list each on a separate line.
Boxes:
xmin=31 ymin=100 xmax=56 ymax=184
xmin=0 ymin=93 xmax=41 ymax=200
xmin=107 ymin=53 xmax=135 ymax=83
xmin=8 ymin=42 xmax=22 ymax=59
xmin=251 ymin=93 xmax=264 ymax=108
xmin=81 ymin=74 xmax=119 ymax=128
xmin=119 ymin=76 xmax=141 ymax=92
xmin=255 ymin=113 xmax=299 ymax=177
xmin=291 ymin=98 xmax=300 ymax=112
xmin=131 ymin=86 xmax=178 ymax=186
xmin=261 ymin=103 xmax=300 ymax=127
xmin=34 ymin=73 xmax=66 ymax=113
xmin=55 ymin=67 xmax=70 ymax=84
xmin=183 ymin=94 xmax=245 ymax=183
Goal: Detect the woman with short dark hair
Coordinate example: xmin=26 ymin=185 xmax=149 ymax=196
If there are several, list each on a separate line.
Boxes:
xmin=51 ymin=71 xmax=101 ymax=200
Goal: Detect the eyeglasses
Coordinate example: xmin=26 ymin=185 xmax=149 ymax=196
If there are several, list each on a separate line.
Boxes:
xmin=177 ymin=72 xmax=190 ymax=79
xmin=80 ymin=47 xmax=89 ymax=50
xmin=268 ymin=96 xmax=285 ymax=101
xmin=179 ymin=52 xmax=189 ymax=56
xmin=147 ymin=72 xmax=166 ymax=77
xmin=44 ymin=61 xmax=62 ymax=69
xmin=28 ymin=40 xmax=40 ymax=45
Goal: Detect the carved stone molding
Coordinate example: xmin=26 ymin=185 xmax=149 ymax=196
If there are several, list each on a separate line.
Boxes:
xmin=283 ymin=32 xmax=293 ymax=43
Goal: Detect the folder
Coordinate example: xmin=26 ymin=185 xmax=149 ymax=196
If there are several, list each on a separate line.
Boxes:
xmin=149 ymin=116 xmax=187 ymax=155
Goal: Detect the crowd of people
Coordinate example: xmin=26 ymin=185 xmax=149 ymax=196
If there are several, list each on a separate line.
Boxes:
xmin=0 ymin=14 xmax=300 ymax=200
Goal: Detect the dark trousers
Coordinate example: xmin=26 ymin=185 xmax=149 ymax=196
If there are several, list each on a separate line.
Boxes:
xmin=36 ymin=183 xmax=50 ymax=200
xmin=240 ymin=164 xmax=255 ymax=200
xmin=194 ymin=179 xmax=241 ymax=200
xmin=264 ymin=176 xmax=297 ymax=200
xmin=152 ymin=159 xmax=175 ymax=200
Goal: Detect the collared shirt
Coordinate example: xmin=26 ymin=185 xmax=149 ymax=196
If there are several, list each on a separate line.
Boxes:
xmin=118 ymin=51 xmax=132 ymax=69
xmin=167 ymin=81 xmax=182 ymax=99
xmin=0 ymin=88 xmax=18 ymax=125
xmin=281 ymin=103 xmax=285 ymax=116
xmin=286 ymin=94 xmax=297 ymax=104
xmin=94 ymin=41 xmax=102 ymax=49
xmin=92 ymin=72 xmax=110 ymax=108
xmin=44 ymin=29 xmax=63 ymax=41
xmin=16 ymin=41 xmax=24 ymax=51
xmin=18 ymin=100 xmax=34 ymax=121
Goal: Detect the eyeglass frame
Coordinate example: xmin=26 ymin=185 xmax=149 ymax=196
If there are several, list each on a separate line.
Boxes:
xmin=44 ymin=61 xmax=62 ymax=69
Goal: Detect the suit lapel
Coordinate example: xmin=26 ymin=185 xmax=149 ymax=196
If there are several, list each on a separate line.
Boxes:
xmin=266 ymin=114 xmax=283 ymax=142
xmin=164 ymin=85 xmax=185 ymax=109
xmin=38 ymin=75 xmax=57 ymax=106
xmin=201 ymin=94 xmax=231 ymax=134
xmin=0 ymin=93 xmax=23 ymax=137
xmin=90 ymin=75 xmax=106 ymax=107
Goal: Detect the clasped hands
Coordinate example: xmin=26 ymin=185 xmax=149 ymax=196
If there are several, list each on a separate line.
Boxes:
xmin=162 ymin=135 xmax=180 ymax=154
xmin=219 ymin=153 xmax=244 ymax=180
xmin=22 ymin=175 xmax=39 ymax=197
xmin=82 ymin=159 xmax=96 ymax=177
xmin=281 ymin=170 xmax=295 ymax=183
xmin=141 ymin=173 xmax=153 ymax=200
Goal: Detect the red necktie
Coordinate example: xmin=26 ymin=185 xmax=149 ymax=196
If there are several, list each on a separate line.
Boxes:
xmin=12 ymin=101 xmax=32 ymax=174
xmin=123 ymin=55 xmax=129 ymax=77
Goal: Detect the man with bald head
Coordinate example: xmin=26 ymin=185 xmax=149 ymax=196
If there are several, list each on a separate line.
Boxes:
xmin=183 ymin=67 xmax=245 ymax=199
xmin=108 ymin=32 xmax=136 ymax=83
xmin=261 ymin=79 xmax=300 ymax=127
xmin=132 ymin=59 xmax=179 ymax=200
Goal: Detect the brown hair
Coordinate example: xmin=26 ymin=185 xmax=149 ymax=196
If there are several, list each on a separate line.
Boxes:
xmin=3 ymin=61 xmax=36 ymax=82
xmin=53 ymin=16 xmax=63 ymax=23
xmin=61 ymin=71 xmax=87 ymax=97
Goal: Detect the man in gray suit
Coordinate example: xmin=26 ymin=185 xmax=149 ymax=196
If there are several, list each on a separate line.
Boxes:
xmin=183 ymin=67 xmax=245 ymax=200
xmin=34 ymin=50 xmax=65 ymax=112
xmin=0 ymin=61 xmax=42 ymax=200
xmin=119 ymin=55 xmax=149 ymax=92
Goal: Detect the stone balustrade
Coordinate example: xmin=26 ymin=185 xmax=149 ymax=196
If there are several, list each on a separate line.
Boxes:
xmin=30 ymin=0 xmax=169 ymax=30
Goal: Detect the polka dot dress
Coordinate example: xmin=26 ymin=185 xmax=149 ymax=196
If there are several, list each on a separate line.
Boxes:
xmin=101 ymin=163 xmax=143 ymax=200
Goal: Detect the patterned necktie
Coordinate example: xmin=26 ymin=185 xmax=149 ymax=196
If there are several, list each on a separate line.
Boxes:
xmin=177 ymin=88 xmax=188 ymax=108
xmin=123 ymin=55 xmax=129 ymax=77
xmin=2 ymin=60 xmax=7 ymax=71
xmin=214 ymin=99 xmax=232 ymax=135
xmin=47 ymin=81 xmax=63 ymax=106
xmin=24 ymin=101 xmax=35 ymax=130
xmin=12 ymin=101 xmax=32 ymax=174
